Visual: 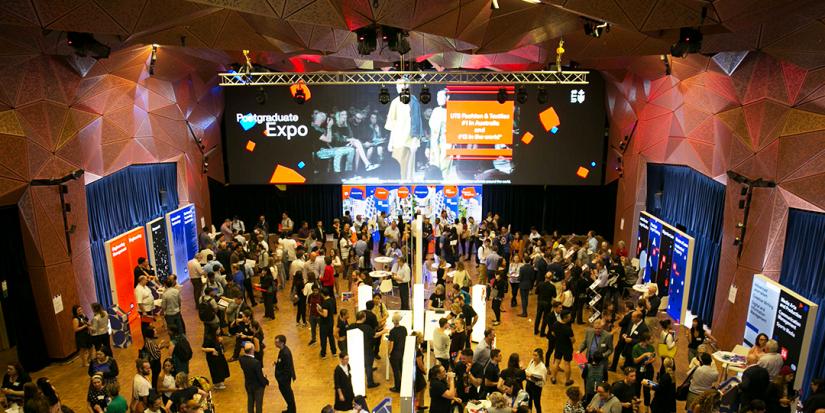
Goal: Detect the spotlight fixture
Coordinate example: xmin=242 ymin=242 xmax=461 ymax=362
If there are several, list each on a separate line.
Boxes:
xmin=66 ymin=32 xmax=110 ymax=59
xmin=537 ymin=86 xmax=548 ymax=104
xmin=355 ymin=26 xmax=377 ymax=55
xmin=400 ymin=87 xmax=411 ymax=104
xmin=382 ymin=26 xmax=411 ymax=55
xmin=496 ymin=87 xmax=508 ymax=104
xmin=255 ymin=86 xmax=267 ymax=104
xmin=515 ymin=86 xmax=527 ymax=104
xmin=670 ymin=27 xmax=703 ymax=58
xmin=491 ymin=0 xmax=499 ymax=9
xmin=148 ymin=44 xmax=158 ymax=75
xmin=378 ymin=86 xmax=390 ymax=105
xmin=733 ymin=236 xmax=741 ymax=246
xmin=419 ymin=86 xmax=431 ymax=104
xmin=290 ymin=81 xmax=311 ymax=104
xmin=661 ymin=54 xmax=671 ymax=76
xmin=203 ymin=157 xmax=209 ymax=174
xmin=740 ymin=186 xmax=748 ymax=196
xmin=736 ymin=222 xmax=745 ymax=229
xmin=583 ymin=18 xmax=610 ymax=38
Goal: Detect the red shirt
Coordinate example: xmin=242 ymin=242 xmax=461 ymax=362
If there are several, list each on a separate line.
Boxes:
xmin=321 ymin=265 xmax=335 ymax=287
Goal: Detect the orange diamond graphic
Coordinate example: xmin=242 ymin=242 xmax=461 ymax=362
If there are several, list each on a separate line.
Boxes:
xmin=521 ymin=131 xmax=534 ymax=144
xmin=246 ymin=140 xmax=256 ymax=152
xmin=576 ymin=166 xmax=589 ymax=178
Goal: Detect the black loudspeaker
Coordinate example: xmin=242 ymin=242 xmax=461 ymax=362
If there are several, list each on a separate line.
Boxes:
xmin=159 ymin=189 xmax=168 ymax=206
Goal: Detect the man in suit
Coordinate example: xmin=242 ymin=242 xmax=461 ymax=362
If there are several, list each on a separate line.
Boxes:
xmin=739 ymin=353 xmax=770 ymax=410
xmin=313 ymin=221 xmax=325 ymax=248
xmin=579 ymin=319 xmax=614 ymax=364
xmin=239 ymin=341 xmax=268 ymax=413
xmin=517 ymin=260 xmax=535 ymax=317
xmin=274 ymin=335 xmax=297 ymax=413
xmin=620 ymin=311 xmax=649 ymax=368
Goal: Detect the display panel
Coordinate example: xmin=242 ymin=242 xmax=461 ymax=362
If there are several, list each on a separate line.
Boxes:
xmin=146 ymin=217 xmax=170 ymax=281
xmin=342 ymin=185 xmax=482 ymax=224
xmin=224 ymin=76 xmax=605 ymax=185
xmin=166 ymin=204 xmax=198 ymax=283
xmin=104 ymin=226 xmax=148 ymax=320
xmin=744 ymin=274 xmax=818 ymax=388
xmin=635 ymin=211 xmax=694 ymax=324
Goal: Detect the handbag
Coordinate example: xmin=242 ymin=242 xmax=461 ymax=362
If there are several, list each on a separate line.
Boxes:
xmin=490 ymin=287 xmax=499 ymax=300
xmin=676 ymin=366 xmax=696 ymax=401
xmin=657 ymin=332 xmax=677 ymax=358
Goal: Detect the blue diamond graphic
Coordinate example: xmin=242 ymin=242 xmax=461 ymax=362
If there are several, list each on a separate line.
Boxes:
xmin=551 ymin=126 xmax=559 ymax=134
xmin=297 ymin=161 xmax=305 ymax=169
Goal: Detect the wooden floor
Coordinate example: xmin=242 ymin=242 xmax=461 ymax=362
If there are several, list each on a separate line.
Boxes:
xmin=35 ymin=258 xmax=694 ymax=413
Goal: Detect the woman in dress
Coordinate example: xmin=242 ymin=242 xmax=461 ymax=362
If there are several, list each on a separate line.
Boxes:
xmin=73 ymin=305 xmax=93 ymax=367
xmin=429 ymin=284 xmax=446 ymax=310
xmin=491 ymin=271 xmax=508 ymax=326
xmin=141 ymin=325 xmax=165 ymax=388
xmin=200 ymin=324 xmax=229 ymax=390
xmin=563 ymin=386 xmax=585 ymax=413
xmin=524 ymin=348 xmax=547 ymax=413
xmin=452 ymin=261 xmax=469 ymax=292
xmin=35 ymin=377 xmax=62 ymax=413
xmin=292 ymin=271 xmax=306 ymax=327
xmin=86 ymin=374 xmax=110 ymax=413
xmin=333 ymin=352 xmax=354 ymax=412
xmin=649 ymin=356 xmax=676 ymax=413
xmin=449 ymin=318 xmax=469 ymax=360
xmin=686 ymin=317 xmax=716 ymax=364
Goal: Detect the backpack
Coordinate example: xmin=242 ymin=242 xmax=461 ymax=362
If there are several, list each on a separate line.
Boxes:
xmin=198 ymin=299 xmax=216 ymax=322
xmin=190 ymin=375 xmax=212 ymax=392
xmin=174 ymin=336 xmax=193 ymax=361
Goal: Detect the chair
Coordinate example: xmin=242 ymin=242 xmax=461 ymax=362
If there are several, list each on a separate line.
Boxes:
xmin=372 ymin=397 xmax=392 ymax=413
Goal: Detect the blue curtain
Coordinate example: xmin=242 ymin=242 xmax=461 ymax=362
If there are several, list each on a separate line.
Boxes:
xmin=86 ymin=163 xmax=178 ymax=307
xmin=646 ymin=163 xmax=725 ymax=326
xmin=780 ymin=208 xmax=825 ymax=390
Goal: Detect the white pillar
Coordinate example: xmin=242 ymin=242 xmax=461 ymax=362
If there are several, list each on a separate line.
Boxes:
xmin=357 ymin=284 xmax=372 ymax=311
xmin=346 ymin=328 xmax=366 ymax=397
xmin=413 ymin=283 xmax=425 ymax=333
xmin=471 ymin=284 xmax=487 ymax=342
xmin=400 ymin=335 xmax=417 ymax=413
xmin=414 ymin=215 xmax=423 ymax=284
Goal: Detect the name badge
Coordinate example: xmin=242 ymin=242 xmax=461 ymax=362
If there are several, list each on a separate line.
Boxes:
xmin=97 ymin=395 xmax=105 ymax=400
xmin=13 ymin=382 xmax=19 ymax=386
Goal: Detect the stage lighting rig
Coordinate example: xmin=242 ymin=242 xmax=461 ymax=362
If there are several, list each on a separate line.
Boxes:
xmin=516 ymin=86 xmax=527 ymax=104
xmin=378 ymin=86 xmax=390 ymax=105
xmin=583 ymin=18 xmax=610 ymax=38
xmin=419 ymin=86 xmax=431 ymax=104
xmin=661 ymin=54 xmax=671 ymax=75
xmin=497 ymin=87 xmax=508 ymax=104
xmin=67 ymin=32 xmax=110 ymax=59
xmin=290 ymin=80 xmax=311 ymax=104
xmin=382 ymin=26 xmax=411 ymax=55
xmin=255 ymin=86 xmax=267 ymax=104
xmin=670 ymin=27 xmax=703 ymax=57
xmin=356 ymin=26 xmax=377 ymax=55
xmin=537 ymin=86 xmax=548 ymax=104
xmin=400 ymin=87 xmax=411 ymax=104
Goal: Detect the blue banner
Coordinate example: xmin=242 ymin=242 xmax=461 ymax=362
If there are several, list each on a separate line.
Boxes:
xmin=166 ymin=204 xmax=198 ymax=283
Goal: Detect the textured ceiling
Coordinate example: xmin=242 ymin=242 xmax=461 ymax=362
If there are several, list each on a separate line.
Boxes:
xmin=1 ymin=0 xmax=825 ymax=71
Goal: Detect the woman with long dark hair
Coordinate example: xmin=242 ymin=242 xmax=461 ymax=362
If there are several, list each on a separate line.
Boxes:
xmin=35 ymin=377 xmax=61 ymax=413
xmin=72 ymin=305 xmax=93 ymax=367
xmin=293 ymin=271 xmax=307 ymax=327
xmin=88 ymin=303 xmax=111 ymax=356
xmin=200 ymin=324 xmax=229 ymax=390
xmin=686 ymin=317 xmax=716 ymax=364
xmin=524 ymin=348 xmax=547 ymax=413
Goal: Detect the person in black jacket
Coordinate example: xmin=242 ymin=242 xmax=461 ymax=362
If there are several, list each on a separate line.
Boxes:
xmin=648 ymin=357 xmax=676 ymax=413
xmin=334 ymin=352 xmax=355 ymax=411
xmin=534 ymin=272 xmax=557 ymax=336
xmin=274 ymin=335 xmax=296 ymax=413
xmin=803 ymin=378 xmax=825 ymax=413
xmin=518 ymin=261 xmax=535 ymax=317
xmin=739 ymin=353 xmax=770 ymax=410
xmin=239 ymin=342 xmax=268 ymax=413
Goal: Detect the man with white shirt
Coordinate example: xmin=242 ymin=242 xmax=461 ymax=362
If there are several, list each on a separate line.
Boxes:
xmin=280 ymin=212 xmax=294 ymax=236
xmin=477 ymin=239 xmax=491 ymax=284
xmin=161 ymin=277 xmax=185 ymax=334
xmin=384 ymin=221 xmax=400 ymax=250
xmin=353 ymin=214 xmax=365 ymax=230
xmin=757 ymin=340 xmax=785 ymax=378
xmin=188 ymin=253 xmax=206 ymax=303
xmin=232 ymin=216 xmax=246 ymax=234
xmin=392 ymin=257 xmax=411 ymax=310
xmin=134 ymin=275 xmax=155 ymax=317
xmin=289 ymin=251 xmax=306 ymax=279
xmin=132 ymin=359 xmax=153 ymax=410
xmin=280 ymin=235 xmax=298 ymax=277
xmin=529 ymin=227 xmax=541 ymax=242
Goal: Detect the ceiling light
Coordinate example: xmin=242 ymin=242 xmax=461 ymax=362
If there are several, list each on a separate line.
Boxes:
xmin=378 ymin=86 xmax=390 ymax=105
xmin=583 ymin=18 xmax=610 ymax=38
xmin=497 ymin=87 xmax=507 ymax=104
xmin=491 ymin=0 xmax=499 ymax=9
xmin=515 ymin=86 xmax=527 ymax=104
xmin=419 ymin=86 xmax=431 ymax=104
xmin=382 ymin=26 xmax=411 ymax=55
xmin=670 ymin=27 xmax=703 ymax=58
xmin=537 ymin=86 xmax=547 ymax=104
xmin=355 ymin=26 xmax=377 ymax=55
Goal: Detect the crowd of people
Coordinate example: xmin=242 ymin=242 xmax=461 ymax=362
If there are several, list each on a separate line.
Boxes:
xmin=3 ymin=210 xmax=825 ymax=413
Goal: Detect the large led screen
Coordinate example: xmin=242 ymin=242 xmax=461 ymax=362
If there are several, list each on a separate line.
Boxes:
xmin=166 ymin=204 xmax=198 ymax=283
xmin=146 ymin=217 xmax=170 ymax=281
xmin=224 ymin=76 xmax=605 ymax=185
xmin=343 ymin=185 xmax=482 ymax=225
xmin=104 ymin=226 xmax=148 ymax=320
xmin=635 ymin=211 xmax=694 ymax=324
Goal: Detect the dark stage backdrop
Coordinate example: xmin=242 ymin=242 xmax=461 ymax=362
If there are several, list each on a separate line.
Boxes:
xmin=481 ymin=182 xmax=617 ymax=240
xmin=209 ymin=180 xmax=343 ymax=233
xmin=0 ymin=205 xmax=49 ymax=371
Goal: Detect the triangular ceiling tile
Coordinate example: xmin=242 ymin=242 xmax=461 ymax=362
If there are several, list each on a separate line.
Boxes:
xmin=0 ymin=110 xmax=25 ymax=136
xmin=15 ymin=101 xmax=67 ymax=152
xmin=27 ymin=141 xmax=51 ymax=179
xmin=717 ymin=107 xmax=752 ymax=148
xmin=781 ymin=172 xmax=825 ymax=211
xmin=778 ymin=187 xmax=825 ymax=213
xmin=712 ymin=51 xmax=749 ymax=76
xmin=781 ymin=61 xmax=807 ymax=105
xmin=58 ymin=108 xmax=100 ymax=149
xmin=47 ymin=0 xmax=127 ymax=35
xmin=781 ymin=109 xmax=825 ymax=136
xmin=0 ymin=134 xmax=28 ymax=180
xmin=778 ymin=131 xmax=825 ymax=182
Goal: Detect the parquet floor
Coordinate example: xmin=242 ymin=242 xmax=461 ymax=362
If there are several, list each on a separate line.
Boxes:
xmin=30 ymin=258 xmax=693 ymax=413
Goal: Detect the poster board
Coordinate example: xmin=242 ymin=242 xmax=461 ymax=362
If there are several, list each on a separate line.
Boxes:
xmin=146 ymin=217 xmax=170 ymax=281
xmin=744 ymin=274 xmax=819 ymax=388
xmin=166 ymin=204 xmax=198 ymax=283
xmin=104 ymin=226 xmax=148 ymax=322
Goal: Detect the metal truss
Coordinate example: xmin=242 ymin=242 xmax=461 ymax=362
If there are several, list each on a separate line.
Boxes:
xmin=218 ymin=70 xmax=589 ymax=86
